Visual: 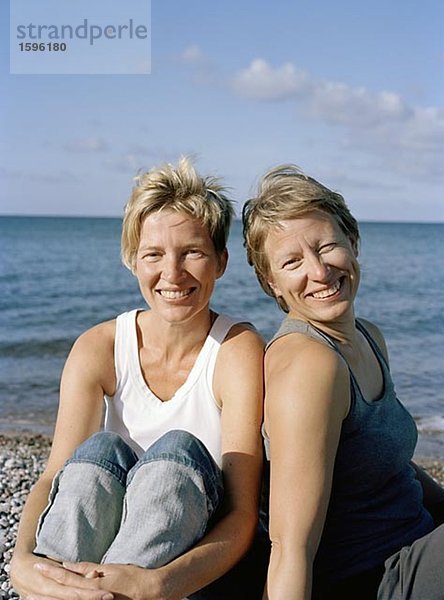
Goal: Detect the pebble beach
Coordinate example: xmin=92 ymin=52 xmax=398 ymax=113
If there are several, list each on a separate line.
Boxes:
xmin=0 ymin=433 xmax=51 ymax=598
xmin=1 ymin=433 xmax=444 ymax=598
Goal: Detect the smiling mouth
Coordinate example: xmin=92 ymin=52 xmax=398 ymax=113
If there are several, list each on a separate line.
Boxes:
xmin=311 ymin=278 xmax=342 ymax=299
xmin=158 ymin=288 xmax=194 ymax=299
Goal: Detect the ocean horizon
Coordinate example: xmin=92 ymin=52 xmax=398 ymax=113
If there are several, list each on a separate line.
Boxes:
xmin=1 ymin=216 xmax=443 ymax=458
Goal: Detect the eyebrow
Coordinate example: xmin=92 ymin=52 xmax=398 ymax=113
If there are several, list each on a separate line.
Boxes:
xmin=271 ymin=250 xmax=301 ymax=265
xmin=138 ymin=243 xmax=160 ymax=251
xmin=138 ymin=238 xmax=210 ymax=251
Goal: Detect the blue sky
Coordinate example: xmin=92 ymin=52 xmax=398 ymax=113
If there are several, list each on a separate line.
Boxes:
xmin=1 ymin=0 xmax=443 ymax=221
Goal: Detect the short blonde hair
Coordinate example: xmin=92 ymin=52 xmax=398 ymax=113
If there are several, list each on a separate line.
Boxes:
xmin=121 ymin=157 xmax=234 ymax=272
xmin=242 ymin=165 xmax=360 ymax=312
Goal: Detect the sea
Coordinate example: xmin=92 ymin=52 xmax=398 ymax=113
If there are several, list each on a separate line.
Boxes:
xmin=1 ymin=216 xmax=443 ymax=458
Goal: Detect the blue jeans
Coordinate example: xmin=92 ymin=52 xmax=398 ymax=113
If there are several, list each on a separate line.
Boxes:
xmin=34 ymin=430 xmax=223 ymax=568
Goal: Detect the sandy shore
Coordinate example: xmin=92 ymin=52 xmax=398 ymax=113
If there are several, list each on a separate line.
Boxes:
xmin=1 ymin=433 xmax=444 ymax=598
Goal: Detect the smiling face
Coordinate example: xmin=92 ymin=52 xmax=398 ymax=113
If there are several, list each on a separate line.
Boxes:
xmin=135 ymin=210 xmax=227 ymax=325
xmin=264 ymin=210 xmax=360 ymax=326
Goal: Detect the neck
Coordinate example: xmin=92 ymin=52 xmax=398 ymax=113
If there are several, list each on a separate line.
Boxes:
xmin=290 ymin=309 xmax=359 ymax=349
xmin=140 ymin=308 xmax=215 ymax=359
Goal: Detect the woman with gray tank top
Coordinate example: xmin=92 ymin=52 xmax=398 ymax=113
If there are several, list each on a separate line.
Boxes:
xmin=243 ymin=165 xmax=444 ymax=600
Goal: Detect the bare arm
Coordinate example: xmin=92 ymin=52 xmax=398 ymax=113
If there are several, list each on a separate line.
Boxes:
xmin=153 ymin=324 xmax=265 ymax=598
xmin=264 ymin=335 xmax=349 ymax=600
xmin=34 ymin=324 xmax=265 ymax=600
xmin=10 ymin=321 xmax=116 ymax=599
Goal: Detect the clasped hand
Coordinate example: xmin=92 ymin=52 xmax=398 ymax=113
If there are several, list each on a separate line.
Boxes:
xmin=22 ymin=559 xmax=156 ymax=600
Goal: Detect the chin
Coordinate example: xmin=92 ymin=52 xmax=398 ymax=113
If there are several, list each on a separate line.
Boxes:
xmin=291 ymin=301 xmax=353 ymax=324
xmin=161 ymin=304 xmax=209 ymax=324
xmin=317 ymin=304 xmax=354 ymax=323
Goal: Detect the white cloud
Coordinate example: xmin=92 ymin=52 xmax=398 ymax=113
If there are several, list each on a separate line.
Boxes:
xmin=63 ymin=137 xmax=109 ymax=153
xmin=179 ymin=44 xmax=207 ymax=65
xmin=0 ymin=166 xmax=77 ymax=184
xmin=377 ymin=91 xmax=410 ymax=119
xmin=105 ymin=154 xmax=142 ymax=173
xmin=231 ymin=59 xmax=444 ymax=179
xmin=233 ymin=59 xmax=310 ymax=101
xmin=232 ymin=59 xmax=415 ymax=127
xmin=105 ymin=145 xmax=181 ymax=174
xmin=309 ymin=83 xmax=413 ymax=128
xmin=177 ymin=45 xmax=221 ymax=87
xmin=315 ymin=167 xmax=403 ymax=193
xmin=396 ymin=106 xmax=444 ymax=152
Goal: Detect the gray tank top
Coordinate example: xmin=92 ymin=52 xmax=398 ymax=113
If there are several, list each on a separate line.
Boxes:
xmin=264 ymin=317 xmax=434 ymax=585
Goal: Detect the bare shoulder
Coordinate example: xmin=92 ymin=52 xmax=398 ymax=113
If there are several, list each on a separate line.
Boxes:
xmin=266 ymin=332 xmax=345 ymax=377
xmin=265 ymin=333 xmax=350 ymax=419
xmin=213 ymin=322 xmax=264 ymax=404
xmin=63 ymin=318 xmax=116 ymax=394
xmin=358 ymin=318 xmax=389 ymax=362
xmin=218 ymin=321 xmax=265 ymax=363
xmin=48 ymin=318 xmax=118 ymax=470
xmin=70 ymin=318 xmax=115 ymax=358
xmin=75 ymin=318 xmax=115 ymax=345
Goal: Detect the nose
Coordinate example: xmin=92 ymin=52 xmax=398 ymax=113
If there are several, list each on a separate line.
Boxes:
xmin=305 ymin=251 xmax=330 ymax=281
xmin=162 ymin=254 xmax=186 ymax=283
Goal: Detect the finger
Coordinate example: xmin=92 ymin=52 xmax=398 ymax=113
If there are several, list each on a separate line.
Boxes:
xmin=25 ymin=590 xmax=113 ymax=600
xmin=85 ymin=569 xmax=104 ymax=579
xmin=24 ymin=595 xmax=59 ymax=600
xmin=26 ymin=594 xmax=113 ymax=600
xmin=62 ymin=560 xmax=103 ymax=577
xmin=33 ymin=562 xmax=113 ymax=599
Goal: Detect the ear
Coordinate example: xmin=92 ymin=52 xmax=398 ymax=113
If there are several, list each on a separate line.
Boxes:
xmin=216 ymin=248 xmax=228 ymax=279
xmin=351 ymin=239 xmax=359 ymax=258
xmin=268 ymin=278 xmax=282 ymax=298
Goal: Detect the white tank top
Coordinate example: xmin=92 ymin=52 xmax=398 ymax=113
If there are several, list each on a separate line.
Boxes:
xmin=104 ymin=309 xmax=241 ymax=467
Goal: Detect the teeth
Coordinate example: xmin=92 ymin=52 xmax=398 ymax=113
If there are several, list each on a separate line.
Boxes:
xmin=312 ymin=280 xmax=341 ymax=299
xmin=159 ymin=289 xmax=192 ymax=299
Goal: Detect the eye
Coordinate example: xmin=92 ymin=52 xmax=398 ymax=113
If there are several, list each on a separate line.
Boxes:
xmin=282 ymin=257 xmax=302 ymax=269
xmin=185 ymin=249 xmax=204 ymax=258
xmin=319 ymin=242 xmax=337 ymax=253
xmin=142 ymin=251 xmax=162 ymax=261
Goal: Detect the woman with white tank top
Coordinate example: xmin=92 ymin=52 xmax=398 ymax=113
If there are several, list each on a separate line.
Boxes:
xmin=11 ymin=158 xmax=265 ymax=600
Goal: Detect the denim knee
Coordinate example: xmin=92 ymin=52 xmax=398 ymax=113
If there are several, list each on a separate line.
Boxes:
xmin=68 ymin=432 xmax=138 ymax=486
xmin=132 ymin=430 xmax=223 ymax=509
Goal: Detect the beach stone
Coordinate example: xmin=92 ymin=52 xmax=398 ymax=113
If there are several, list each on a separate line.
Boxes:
xmin=0 ymin=433 xmax=51 ymax=596
xmin=3 ymin=460 xmax=18 ymax=470
xmin=0 ymin=432 xmax=442 ymax=598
